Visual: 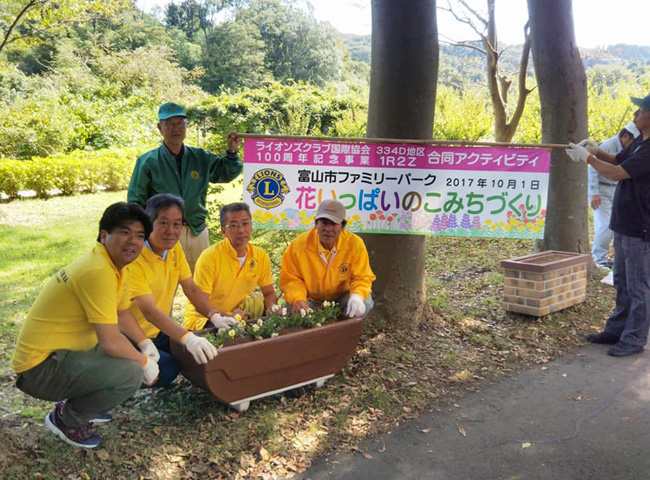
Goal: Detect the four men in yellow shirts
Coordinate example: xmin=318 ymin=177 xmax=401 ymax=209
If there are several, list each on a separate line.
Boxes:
xmin=11 ymin=196 xmax=375 ymax=449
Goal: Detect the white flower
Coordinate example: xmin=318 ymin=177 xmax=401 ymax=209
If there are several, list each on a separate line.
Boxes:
xmin=281 ymin=307 xmax=287 ymax=316
xmin=316 ymin=322 xmax=322 ymax=327
xmin=271 ymin=333 xmax=279 ymax=338
xmin=271 ymin=304 xmax=279 ymax=313
xmin=323 ymin=300 xmax=331 ymax=307
xmin=257 ymin=319 xmax=264 ymax=326
xmin=252 ymin=325 xmax=260 ymax=332
xmin=308 ymin=308 xmax=314 ymax=314
xmin=300 ymin=308 xmax=306 ymax=317
xmin=234 ymin=313 xmax=242 ymax=322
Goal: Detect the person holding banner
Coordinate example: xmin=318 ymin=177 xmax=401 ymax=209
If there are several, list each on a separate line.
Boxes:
xmin=11 ymin=202 xmax=158 ymax=449
xmin=567 ymin=93 xmax=650 ymax=357
xmin=280 ymin=199 xmax=376 ymax=319
xmin=588 ymin=122 xmax=640 ymax=270
xmin=117 ymin=194 xmax=221 ymax=388
xmin=184 ymin=202 xmax=278 ymax=330
xmin=127 ymin=102 xmax=243 ymax=272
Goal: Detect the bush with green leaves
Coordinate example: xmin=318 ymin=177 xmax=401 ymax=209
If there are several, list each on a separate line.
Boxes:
xmin=0 ymin=147 xmax=142 ymax=199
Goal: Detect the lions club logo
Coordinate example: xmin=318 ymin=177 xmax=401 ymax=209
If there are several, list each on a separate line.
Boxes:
xmin=246 ymin=169 xmax=290 ymax=209
xmin=339 ymin=263 xmax=350 ymax=276
xmin=190 ymin=170 xmax=200 ymax=180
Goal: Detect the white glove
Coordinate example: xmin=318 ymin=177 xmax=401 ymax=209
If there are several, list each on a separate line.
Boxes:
xmin=566 ymin=143 xmax=590 ymax=163
xmin=209 ymin=312 xmax=238 ymax=332
xmin=181 ymin=332 xmax=218 ymax=364
xmin=137 ymin=339 xmax=160 ymax=363
xmin=345 ymin=293 xmax=366 ymax=318
xmin=142 ymin=357 xmax=159 ymax=387
xmin=578 ymin=139 xmax=599 ymax=155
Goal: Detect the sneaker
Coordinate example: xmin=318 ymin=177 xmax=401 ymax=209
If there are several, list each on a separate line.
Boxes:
xmin=89 ymin=412 xmax=113 ymax=425
xmin=586 ymin=331 xmax=619 ymax=344
xmin=607 ymin=342 xmax=644 ymax=357
xmin=45 ymin=402 xmax=102 ymax=449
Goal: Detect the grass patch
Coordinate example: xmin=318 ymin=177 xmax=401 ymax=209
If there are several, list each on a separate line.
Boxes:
xmin=0 ymin=191 xmax=615 ymax=479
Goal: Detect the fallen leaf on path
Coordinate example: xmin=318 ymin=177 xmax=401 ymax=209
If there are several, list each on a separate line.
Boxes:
xmin=522 ymin=442 xmax=531 ymax=449
xmin=458 ymin=427 xmax=467 ymax=437
xmin=568 ymin=395 xmax=582 ymax=401
xmin=421 ymin=428 xmax=432 ymax=434
xmin=363 ymin=453 xmax=373 ymax=460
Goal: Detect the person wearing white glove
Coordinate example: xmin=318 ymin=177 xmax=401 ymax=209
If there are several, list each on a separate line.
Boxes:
xmin=583 ymin=93 xmax=650 ymax=358
xmin=118 ymin=194 xmax=234 ymax=387
xmin=280 ymin=199 xmax=376 ymax=319
xmin=141 ymin=356 xmax=160 ymax=386
xmin=137 ymin=338 xmax=161 ymax=363
xmin=180 ymin=332 xmax=218 ymax=364
xmin=344 ymin=293 xmax=366 ymax=318
xmin=586 ymin=124 xmax=639 ymax=269
xmin=184 ymin=202 xmax=279 ymax=331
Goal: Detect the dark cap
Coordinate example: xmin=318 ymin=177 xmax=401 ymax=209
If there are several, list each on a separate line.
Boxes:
xmin=631 ymin=94 xmax=650 ymax=110
xmin=158 ymin=102 xmax=187 ymax=121
xmin=315 ymin=199 xmax=346 ymax=224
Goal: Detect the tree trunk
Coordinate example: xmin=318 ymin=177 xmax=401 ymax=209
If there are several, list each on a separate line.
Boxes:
xmin=363 ymin=0 xmax=438 ymax=327
xmin=527 ymin=0 xmax=589 ymax=253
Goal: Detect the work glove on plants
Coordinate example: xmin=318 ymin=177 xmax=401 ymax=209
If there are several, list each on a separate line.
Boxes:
xmin=138 ymin=339 xmax=160 ymax=363
xmin=566 ymin=143 xmax=590 ymax=163
xmin=209 ymin=312 xmax=238 ymax=332
xmin=578 ymin=139 xmax=599 ymax=154
xmin=142 ymin=357 xmax=160 ymax=387
xmin=181 ymin=332 xmax=218 ymax=364
xmin=345 ymin=293 xmax=366 ymax=318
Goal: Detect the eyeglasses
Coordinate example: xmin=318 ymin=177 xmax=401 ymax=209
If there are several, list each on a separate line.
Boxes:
xmin=224 ymin=221 xmax=252 ymax=230
xmin=161 ymin=119 xmax=187 ymax=129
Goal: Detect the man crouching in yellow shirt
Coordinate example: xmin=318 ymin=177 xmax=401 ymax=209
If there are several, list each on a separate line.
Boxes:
xmin=184 ymin=202 xmax=278 ymax=330
xmin=118 ymin=194 xmax=229 ymax=386
xmin=280 ymin=199 xmax=376 ymax=318
xmin=11 ymin=202 xmax=159 ymax=449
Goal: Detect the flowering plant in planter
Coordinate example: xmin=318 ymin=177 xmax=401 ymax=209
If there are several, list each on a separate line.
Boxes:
xmin=205 ymin=300 xmax=342 ymax=348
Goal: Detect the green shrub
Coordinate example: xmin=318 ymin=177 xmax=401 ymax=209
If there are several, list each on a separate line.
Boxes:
xmin=0 ymin=159 xmax=28 ymax=198
xmin=0 ymin=147 xmax=142 ymax=200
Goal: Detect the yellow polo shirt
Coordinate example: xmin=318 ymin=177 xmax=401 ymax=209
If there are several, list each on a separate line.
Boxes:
xmin=11 ymin=244 xmax=131 ymax=374
xmin=280 ymin=229 xmax=375 ymax=306
xmin=184 ymin=239 xmax=273 ymax=330
xmin=128 ymin=241 xmax=192 ymax=338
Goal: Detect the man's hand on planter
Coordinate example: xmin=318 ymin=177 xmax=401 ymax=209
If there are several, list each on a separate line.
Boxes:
xmin=209 ymin=312 xmax=238 ymax=332
xmin=181 ymin=332 xmax=218 ymax=364
xmin=292 ymin=299 xmax=310 ymax=314
xmin=345 ymin=293 xmax=366 ymax=318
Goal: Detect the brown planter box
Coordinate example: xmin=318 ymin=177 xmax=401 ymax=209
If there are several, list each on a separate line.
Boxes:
xmin=170 ymin=317 xmax=363 ymax=411
xmin=500 ymin=250 xmax=591 ymax=317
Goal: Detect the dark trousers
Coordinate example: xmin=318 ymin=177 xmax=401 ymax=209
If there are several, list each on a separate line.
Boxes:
xmin=604 ymin=233 xmax=650 ymax=346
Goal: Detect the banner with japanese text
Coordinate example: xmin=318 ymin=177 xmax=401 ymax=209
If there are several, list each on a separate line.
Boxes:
xmin=242 ymin=138 xmax=551 ymax=239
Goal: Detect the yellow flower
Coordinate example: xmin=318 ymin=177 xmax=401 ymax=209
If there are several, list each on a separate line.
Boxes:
xmin=234 ymin=314 xmax=242 ymax=322
xmin=253 ymin=325 xmax=259 ymax=332
xmin=299 ymin=211 xmax=306 ymax=217
xmin=228 ymin=329 xmax=236 ymax=338
xmin=353 ymin=214 xmax=361 ymax=221
xmin=509 ymin=218 xmax=520 ymax=226
xmin=484 ymin=219 xmax=492 ymax=225
xmin=280 ymin=212 xmax=287 ymax=218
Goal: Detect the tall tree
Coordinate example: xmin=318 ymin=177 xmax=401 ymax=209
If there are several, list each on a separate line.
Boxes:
xmin=362 ymin=0 xmax=438 ymax=326
xmin=527 ymin=0 xmax=588 ymax=252
xmin=439 ymin=0 xmax=532 ymax=142
xmin=0 ymin=0 xmax=129 ymax=56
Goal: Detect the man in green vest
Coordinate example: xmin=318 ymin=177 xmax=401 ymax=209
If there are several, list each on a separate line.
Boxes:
xmin=127 ymin=102 xmax=243 ymax=271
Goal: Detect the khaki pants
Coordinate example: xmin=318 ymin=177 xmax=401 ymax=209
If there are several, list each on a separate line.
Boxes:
xmin=179 ymin=225 xmax=210 ymax=273
xmin=16 ymin=345 xmax=142 ymax=428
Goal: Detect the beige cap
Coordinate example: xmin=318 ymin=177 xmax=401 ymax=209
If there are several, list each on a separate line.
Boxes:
xmin=315 ymin=199 xmax=346 ymax=224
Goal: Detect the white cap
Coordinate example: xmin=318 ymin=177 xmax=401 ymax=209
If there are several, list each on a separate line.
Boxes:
xmin=624 ymin=121 xmax=641 ymax=138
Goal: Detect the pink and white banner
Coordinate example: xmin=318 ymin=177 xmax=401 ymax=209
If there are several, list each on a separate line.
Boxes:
xmin=243 ymin=138 xmax=551 ymax=239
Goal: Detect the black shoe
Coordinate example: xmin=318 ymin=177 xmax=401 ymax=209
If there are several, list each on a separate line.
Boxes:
xmin=586 ymin=332 xmax=619 ymax=344
xmin=607 ymin=342 xmax=644 ymax=357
